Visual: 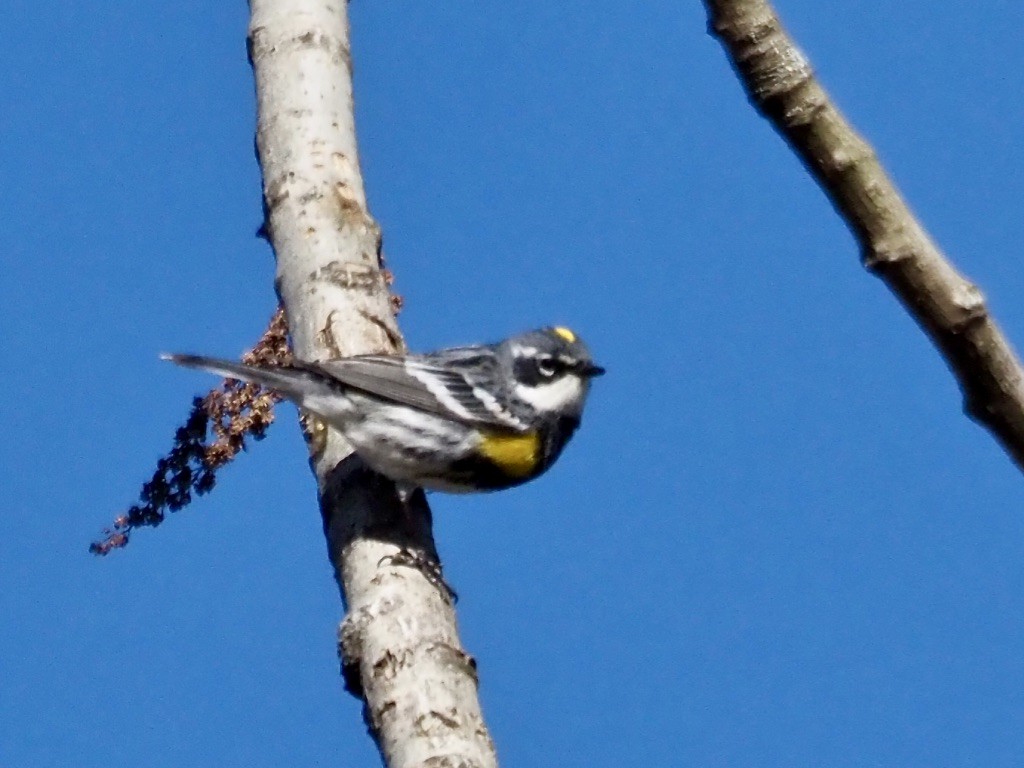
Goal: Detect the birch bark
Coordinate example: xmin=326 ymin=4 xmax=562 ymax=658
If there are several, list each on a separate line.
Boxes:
xmin=247 ymin=2 xmax=498 ymax=765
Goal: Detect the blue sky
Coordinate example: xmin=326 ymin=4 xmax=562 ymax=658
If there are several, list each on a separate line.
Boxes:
xmin=4 ymin=1 xmax=1024 ymax=765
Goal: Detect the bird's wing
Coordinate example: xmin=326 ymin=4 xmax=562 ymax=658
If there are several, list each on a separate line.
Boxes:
xmin=312 ymin=353 xmax=529 ymax=431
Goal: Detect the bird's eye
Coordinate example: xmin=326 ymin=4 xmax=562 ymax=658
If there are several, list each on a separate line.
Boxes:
xmin=536 ymin=356 xmax=558 ymax=378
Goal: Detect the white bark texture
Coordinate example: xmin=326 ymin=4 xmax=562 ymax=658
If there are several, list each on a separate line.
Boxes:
xmin=703 ymin=0 xmax=1024 ymax=472
xmin=247 ymin=2 xmax=498 ymax=765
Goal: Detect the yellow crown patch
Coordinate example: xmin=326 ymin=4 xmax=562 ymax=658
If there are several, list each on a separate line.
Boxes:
xmin=551 ymin=326 xmax=577 ymax=343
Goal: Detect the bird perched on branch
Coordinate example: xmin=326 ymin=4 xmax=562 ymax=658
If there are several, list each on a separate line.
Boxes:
xmin=164 ymin=326 xmax=603 ymax=493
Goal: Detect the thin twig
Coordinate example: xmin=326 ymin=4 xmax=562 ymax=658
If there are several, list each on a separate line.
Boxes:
xmin=703 ymin=0 xmax=1024 ymax=472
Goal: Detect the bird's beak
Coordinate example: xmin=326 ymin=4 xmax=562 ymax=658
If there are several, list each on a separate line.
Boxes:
xmin=581 ymin=362 xmax=606 ymax=377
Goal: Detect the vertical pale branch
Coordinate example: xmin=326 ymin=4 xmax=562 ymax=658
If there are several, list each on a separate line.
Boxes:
xmin=703 ymin=0 xmax=1024 ymax=472
xmin=247 ymin=2 xmax=497 ymax=766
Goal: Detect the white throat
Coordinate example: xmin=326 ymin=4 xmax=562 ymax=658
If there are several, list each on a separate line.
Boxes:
xmin=514 ymin=375 xmax=586 ymax=414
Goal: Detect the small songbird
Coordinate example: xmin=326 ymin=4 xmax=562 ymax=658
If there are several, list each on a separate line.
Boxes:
xmin=164 ymin=326 xmax=604 ymax=493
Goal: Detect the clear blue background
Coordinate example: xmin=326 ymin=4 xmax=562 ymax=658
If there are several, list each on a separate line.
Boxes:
xmin=4 ymin=1 xmax=1024 ymax=765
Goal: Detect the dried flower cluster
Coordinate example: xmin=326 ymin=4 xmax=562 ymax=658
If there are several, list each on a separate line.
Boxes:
xmin=203 ymin=307 xmax=292 ymax=467
xmin=90 ymin=307 xmax=292 ymax=555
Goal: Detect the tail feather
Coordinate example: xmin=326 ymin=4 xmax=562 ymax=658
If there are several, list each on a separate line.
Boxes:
xmin=160 ymin=353 xmax=324 ymax=403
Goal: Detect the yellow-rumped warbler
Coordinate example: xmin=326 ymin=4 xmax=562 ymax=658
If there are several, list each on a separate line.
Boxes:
xmin=164 ymin=326 xmax=603 ymax=492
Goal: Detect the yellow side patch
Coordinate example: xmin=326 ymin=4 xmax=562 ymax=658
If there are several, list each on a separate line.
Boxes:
xmin=477 ymin=431 xmax=542 ymax=478
xmin=552 ymin=326 xmax=577 ymax=343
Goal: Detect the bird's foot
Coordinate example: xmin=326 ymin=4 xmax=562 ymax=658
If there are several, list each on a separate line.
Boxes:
xmin=378 ymin=547 xmax=458 ymax=603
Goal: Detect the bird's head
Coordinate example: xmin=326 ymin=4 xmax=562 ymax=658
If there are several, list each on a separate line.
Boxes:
xmin=501 ymin=326 xmax=605 ymax=420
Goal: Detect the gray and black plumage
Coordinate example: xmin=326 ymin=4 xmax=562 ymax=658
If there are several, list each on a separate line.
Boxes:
xmin=163 ymin=326 xmax=604 ymax=493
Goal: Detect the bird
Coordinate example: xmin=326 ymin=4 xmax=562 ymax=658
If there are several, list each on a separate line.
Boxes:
xmin=163 ymin=326 xmax=603 ymax=493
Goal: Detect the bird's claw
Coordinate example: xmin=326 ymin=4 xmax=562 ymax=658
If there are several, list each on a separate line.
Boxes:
xmin=378 ymin=548 xmax=458 ymax=603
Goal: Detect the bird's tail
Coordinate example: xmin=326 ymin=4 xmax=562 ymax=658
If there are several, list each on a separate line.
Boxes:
xmin=161 ymin=353 xmax=327 ymax=404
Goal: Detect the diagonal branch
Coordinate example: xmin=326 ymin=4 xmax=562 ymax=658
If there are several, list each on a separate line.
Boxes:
xmin=702 ymin=0 xmax=1024 ymax=472
xmin=247 ymin=2 xmax=497 ymax=766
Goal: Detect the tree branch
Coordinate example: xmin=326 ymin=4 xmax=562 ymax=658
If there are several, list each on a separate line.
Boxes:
xmin=703 ymin=0 xmax=1024 ymax=472
xmin=247 ymin=2 xmax=497 ymax=765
